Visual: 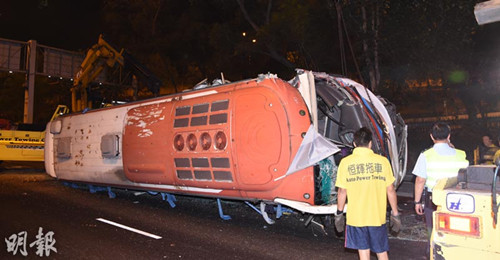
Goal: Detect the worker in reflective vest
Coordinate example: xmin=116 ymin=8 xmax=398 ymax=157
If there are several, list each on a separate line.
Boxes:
xmin=412 ymin=122 xmax=469 ymax=246
xmin=473 ymin=134 xmax=499 ymax=165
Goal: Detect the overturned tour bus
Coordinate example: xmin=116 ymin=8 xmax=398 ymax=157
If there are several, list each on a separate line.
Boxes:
xmin=44 ymin=70 xmax=407 ymax=224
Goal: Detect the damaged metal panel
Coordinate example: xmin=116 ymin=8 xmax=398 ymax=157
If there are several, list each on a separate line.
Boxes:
xmin=123 ymin=102 xmax=171 ymax=183
xmin=297 ymin=72 xmax=407 ymax=186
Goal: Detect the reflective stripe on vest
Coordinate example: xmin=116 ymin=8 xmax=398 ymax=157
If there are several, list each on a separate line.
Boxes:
xmin=424 ymin=148 xmax=469 ymax=191
xmin=482 ymin=145 xmax=499 ymax=165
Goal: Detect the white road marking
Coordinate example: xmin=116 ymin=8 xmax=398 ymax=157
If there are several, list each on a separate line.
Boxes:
xmin=96 ymin=218 xmax=162 ymax=240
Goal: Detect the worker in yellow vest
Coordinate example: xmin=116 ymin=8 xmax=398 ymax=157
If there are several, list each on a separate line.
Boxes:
xmin=412 ymin=122 xmax=469 ymax=252
xmin=473 ymin=134 xmax=499 ymax=165
xmin=494 ymin=134 xmax=500 ymax=165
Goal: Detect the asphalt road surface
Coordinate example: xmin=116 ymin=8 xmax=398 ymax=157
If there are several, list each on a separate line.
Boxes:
xmin=1 ymin=162 xmax=427 ymax=259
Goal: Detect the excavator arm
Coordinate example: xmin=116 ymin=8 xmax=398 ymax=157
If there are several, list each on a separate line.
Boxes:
xmin=72 ymin=34 xmax=125 ymax=112
xmin=72 ymin=34 xmax=162 ymax=112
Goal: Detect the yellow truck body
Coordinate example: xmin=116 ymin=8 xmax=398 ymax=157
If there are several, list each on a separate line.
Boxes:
xmin=431 ymin=165 xmax=500 ymax=259
xmin=0 ymin=129 xmax=45 ymax=162
xmin=0 ymin=105 xmax=67 ymax=162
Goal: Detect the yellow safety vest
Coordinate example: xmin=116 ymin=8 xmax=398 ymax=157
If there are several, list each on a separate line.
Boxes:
xmin=424 ymin=148 xmax=469 ymax=191
xmin=473 ymin=144 xmax=499 ymax=165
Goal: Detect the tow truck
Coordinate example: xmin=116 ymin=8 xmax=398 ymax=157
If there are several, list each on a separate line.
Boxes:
xmin=0 ymin=105 xmax=68 ymax=162
xmin=429 ymin=1 xmax=500 ymax=259
xmin=430 ymin=165 xmax=500 ymax=259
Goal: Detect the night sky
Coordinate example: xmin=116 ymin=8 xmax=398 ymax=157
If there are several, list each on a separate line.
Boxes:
xmin=2 ymin=1 xmax=499 ymax=54
xmin=1 ymin=0 xmax=102 ymax=50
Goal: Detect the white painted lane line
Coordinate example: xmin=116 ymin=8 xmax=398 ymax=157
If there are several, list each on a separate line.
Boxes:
xmin=96 ymin=218 xmax=162 ymax=240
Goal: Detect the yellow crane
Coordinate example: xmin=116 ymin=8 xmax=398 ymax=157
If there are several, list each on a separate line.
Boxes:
xmin=72 ymin=34 xmax=125 ymax=112
xmin=71 ymin=34 xmax=162 ymax=112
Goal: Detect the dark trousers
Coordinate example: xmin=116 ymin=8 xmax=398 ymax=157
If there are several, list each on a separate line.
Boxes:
xmin=423 ymin=190 xmax=436 ymax=257
xmin=423 ymin=190 xmax=437 ymax=236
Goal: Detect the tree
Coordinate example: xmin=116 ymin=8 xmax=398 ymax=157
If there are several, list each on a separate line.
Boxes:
xmin=236 ymin=0 xmax=296 ymax=70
